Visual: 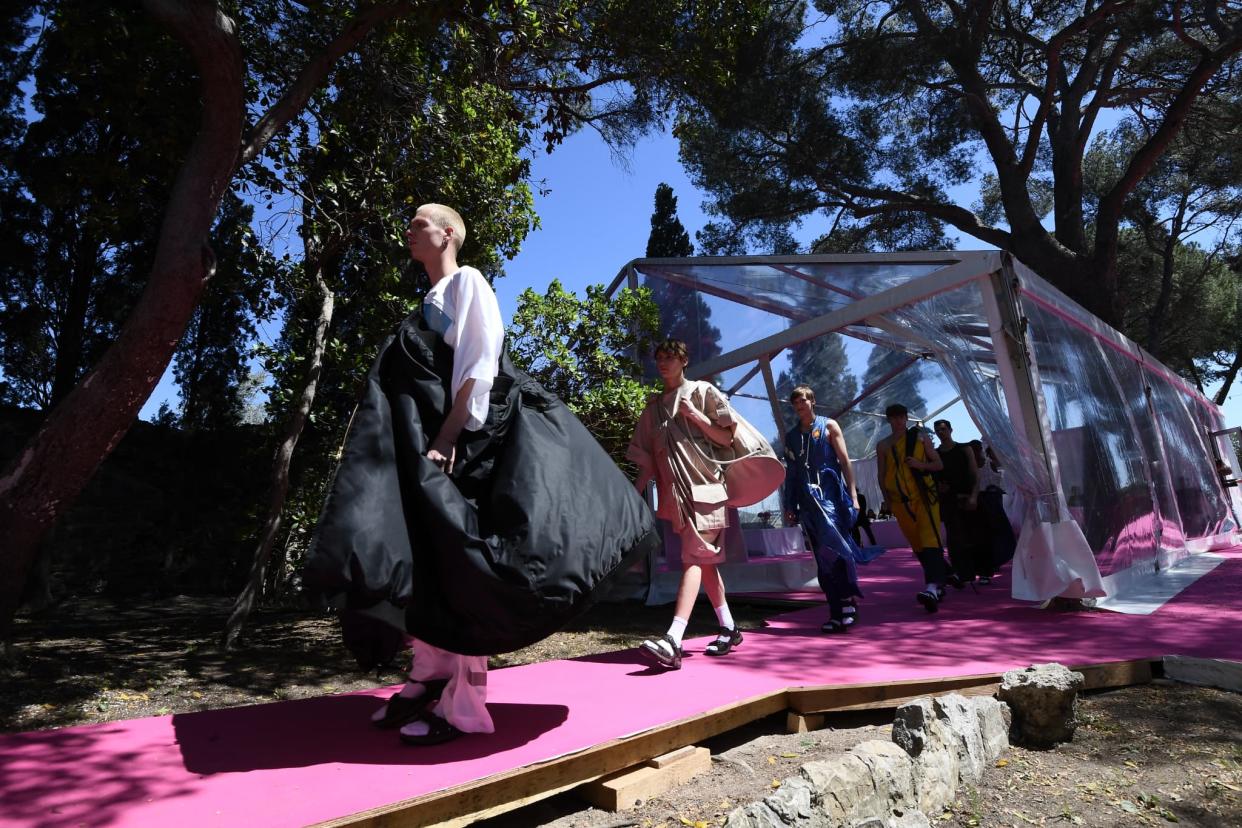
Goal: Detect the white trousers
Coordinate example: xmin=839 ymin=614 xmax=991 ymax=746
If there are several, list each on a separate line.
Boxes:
xmin=408 ymin=639 xmax=494 ymax=733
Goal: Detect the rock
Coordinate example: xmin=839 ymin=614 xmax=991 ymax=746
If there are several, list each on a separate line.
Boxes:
xmin=891 ymin=697 xmax=960 ymax=812
xmin=850 ymin=740 xmax=917 ymax=813
xmin=932 ymin=694 xmax=987 ymax=783
xmin=998 ymin=663 xmax=1085 ymax=748
xmin=891 ymin=698 xmax=935 ymax=756
xmin=722 ymin=801 xmax=790 ymax=828
xmin=800 ymin=754 xmax=875 ymax=823
xmin=763 ymin=777 xmax=817 ymax=825
xmin=971 ymin=696 xmax=1011 ymax=760
xmin=847 ymin=812 xmax=930 ymax=828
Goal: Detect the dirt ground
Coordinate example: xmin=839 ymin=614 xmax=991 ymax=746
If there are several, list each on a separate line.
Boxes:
xmin=4 ymin=598 xmax=1240 ymax=828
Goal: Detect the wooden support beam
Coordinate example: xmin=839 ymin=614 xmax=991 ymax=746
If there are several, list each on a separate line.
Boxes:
xmin=786 ymin=712 xmax=825 ymax=734
xmin=578 ymin=746 xmax=712 ymax=811
xmin=787 ymin=658 xmax=1156 ymax=716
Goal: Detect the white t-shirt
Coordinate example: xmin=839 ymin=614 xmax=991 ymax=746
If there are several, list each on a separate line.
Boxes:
xmin=422 ymin=266 xmax=504 ymax=431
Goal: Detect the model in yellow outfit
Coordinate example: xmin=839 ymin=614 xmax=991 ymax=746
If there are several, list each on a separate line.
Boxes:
xmin=876 ymin=404 xmax=952 ymax=612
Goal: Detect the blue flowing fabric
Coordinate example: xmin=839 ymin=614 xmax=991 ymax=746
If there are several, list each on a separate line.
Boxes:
xmin=783 ymin=417 xmax=885 ymax=588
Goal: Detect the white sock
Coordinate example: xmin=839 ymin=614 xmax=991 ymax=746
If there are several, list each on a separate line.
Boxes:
xmin=666 ymin=617 xmax=688 ymax=646
xmin=714 ymin=604 xmax=735 ymax=631
xmin=924 ymin=583 xmax=939 ymax=594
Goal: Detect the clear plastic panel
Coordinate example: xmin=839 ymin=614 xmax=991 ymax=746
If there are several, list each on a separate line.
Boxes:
xmin=634 ymin=260 xmax=950 ymax=321
xmin=1101 ymin=347 xmax=1186 ymax=555
xmin=1209 ymin=429 xmax=1242 ymax=531
xmin=888 ymin=283 xmax=1047 ymax=501
xmin=1144 ymin=369 xmax=1231 ymax=548
xmin=1022 ymin=301 xmax=1158 ymax=576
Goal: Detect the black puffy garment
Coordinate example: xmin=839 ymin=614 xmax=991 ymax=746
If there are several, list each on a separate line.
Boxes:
xmin=304 ymin=312 xmax=661 ymax=659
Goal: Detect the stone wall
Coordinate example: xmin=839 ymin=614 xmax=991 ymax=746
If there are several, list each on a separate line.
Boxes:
xmin=723 ymin=694 xmax=1011 ymax=828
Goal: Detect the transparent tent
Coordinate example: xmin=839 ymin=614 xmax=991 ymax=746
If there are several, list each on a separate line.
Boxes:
xmin=606 ymin=251 xmax=1241 ymax=601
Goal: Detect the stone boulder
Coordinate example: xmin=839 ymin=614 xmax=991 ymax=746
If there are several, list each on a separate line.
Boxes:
xmin=998 ymin=663 xmax=1084 ymax=748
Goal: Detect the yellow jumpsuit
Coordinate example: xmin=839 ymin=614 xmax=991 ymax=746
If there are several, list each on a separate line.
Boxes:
xmin=883 ymin=430 xmax=942 ymax=551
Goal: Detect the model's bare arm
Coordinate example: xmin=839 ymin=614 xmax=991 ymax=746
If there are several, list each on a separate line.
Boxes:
xmin=918 ymin=433 xmax=944 ymax=472
xmin=828 ymin=420 xmax=858 ymax=506
xmin=428 ymin=378 xmax=476 ymax=470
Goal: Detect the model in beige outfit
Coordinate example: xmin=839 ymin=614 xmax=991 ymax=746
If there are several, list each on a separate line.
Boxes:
xmin=627 ymin=339 xmax=742 ymax=669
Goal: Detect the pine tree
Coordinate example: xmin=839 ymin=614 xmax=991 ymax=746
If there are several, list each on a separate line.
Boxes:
xmin=775 ymin=333 xmax=857 ymax=431
xmin=643 ymin=183 xmax=721 ymax=368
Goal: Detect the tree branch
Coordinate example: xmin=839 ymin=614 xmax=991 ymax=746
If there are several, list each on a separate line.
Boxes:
xmin=238 ymin=1 xmax=448 ymax=168
xmin=1096 ymin=32 xmax=1242 ymax=247
xmin=1019 ymin=0 xmax=1133 ymax=177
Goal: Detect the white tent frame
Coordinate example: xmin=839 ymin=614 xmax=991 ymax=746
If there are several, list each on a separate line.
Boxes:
xmin=607 ymin=251 xmax=1238 ymax=602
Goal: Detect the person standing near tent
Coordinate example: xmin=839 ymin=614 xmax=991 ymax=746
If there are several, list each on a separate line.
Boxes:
xmin=876 ymin=404 xmax=952 ymax=612
xmin=781 ymin=385 xmax=870 ymax=633
xmin=304 ymin=204 xmax=658 ymax=746
xmin=932 ymin=419 xmax=987 ymax=588
xmin=628 ymin=339 xmax=751 ymax=669
xmin=971 ymin=439 xmax=1016 ymax=581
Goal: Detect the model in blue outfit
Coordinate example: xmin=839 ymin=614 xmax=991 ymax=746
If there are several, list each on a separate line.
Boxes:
xmin=782 ymin=386 xmax=876 ymax=632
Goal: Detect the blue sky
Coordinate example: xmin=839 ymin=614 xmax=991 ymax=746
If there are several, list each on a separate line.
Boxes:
xmin=138 ymin=123 xmax=1242 ymax=442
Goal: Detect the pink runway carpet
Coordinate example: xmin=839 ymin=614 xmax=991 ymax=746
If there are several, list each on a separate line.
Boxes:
xmin=3 ymin=548 xmax=1240 ymax=828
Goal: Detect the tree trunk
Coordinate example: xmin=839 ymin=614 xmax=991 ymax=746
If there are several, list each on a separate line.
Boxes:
xmin=1214 ymin=346 xmax=1242 ymax=406
xmin=222 ymin=265 xmax=334 ymax=649
xmin=0 ymin=1 xmax=244 ymax=651
xmin=50 ymin=229 xmax=100 ymax=406
xmin=1144 ymin=195 xmax=1188 ymax=359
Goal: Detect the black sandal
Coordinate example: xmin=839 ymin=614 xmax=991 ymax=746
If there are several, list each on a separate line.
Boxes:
xmin=916 ymin=589 xmax=940 ymax=613
xmin=842 ymin=603 xmax=859 ymax=627
xmin=704 ymin=626 xmax=742 ymax=656
xmin=821 ymin=619 xmax=848 ymax=634
xmin=398 ymin=711 xmax=463 ymax=746
xmin=640 ymin=634 xmax=683 ymax=669
xmin=372 ymin=678 xmax=448 ymax=729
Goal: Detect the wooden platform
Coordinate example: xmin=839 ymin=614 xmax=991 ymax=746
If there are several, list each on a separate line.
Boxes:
xmin=3 ymin=548 xmax=1240 ymax=828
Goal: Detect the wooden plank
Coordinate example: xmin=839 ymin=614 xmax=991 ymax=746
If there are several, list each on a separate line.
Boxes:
xmin=788 ymin=672 xmax=1000 ymax=714
xmin=648 ymin=745 xmax=698 ymax=769
xmin=1077 ymin=659 xmax=1154 ymax=690
xmin=310 ymin=691 xmax=787 ymax=828
xmin=579 ymin=747 xmax=712 ymax=811
xmin=786 ymin=712 xmax=825 ymax=734
xmin=1162 ymin=656 xmax=1242 ymax=691
xmin=788 ymin=659 xmax=1157 ymax=715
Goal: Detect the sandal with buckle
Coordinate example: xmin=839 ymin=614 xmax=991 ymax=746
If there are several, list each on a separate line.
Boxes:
xmin=398 ymin=711 xmax=463 ymax=746
xmin=640 ymin=634 xmax=683 ymax=669
xmin=821 ymin=618 xmax=849 ymax=634
xmin=372 ymin=678 xmax=449 ymax=729
xmin=704 ymin=626 xmax=742 ymax=656
xmin=916 ymin=589 xmax=940 ymax=613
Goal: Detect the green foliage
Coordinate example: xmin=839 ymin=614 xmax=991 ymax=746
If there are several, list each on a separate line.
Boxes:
xmin=0 ymin=2 xmax=213 ymax=408
xmin=508 ymin=280 xmax=660 ymax=473
xmin=672 ymin=0 xmax=1242 ymax=331
xmin=174 ymin=194 xmax=281 ymax=431
xmin=647 ymin=183 xmax=694 ymax=258
xmin=1082 ymin=116 xmax=1242 ymax=386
